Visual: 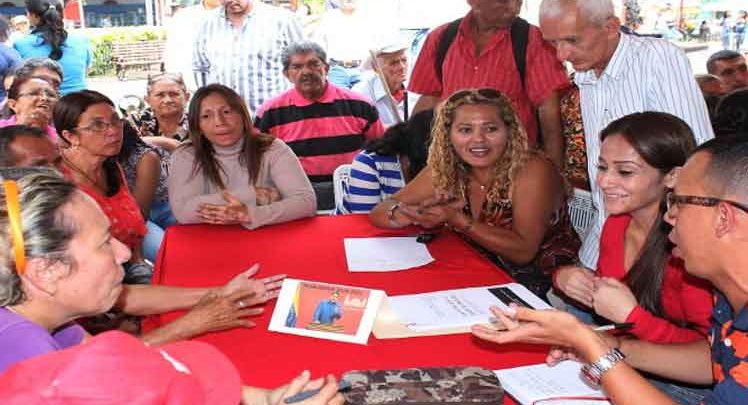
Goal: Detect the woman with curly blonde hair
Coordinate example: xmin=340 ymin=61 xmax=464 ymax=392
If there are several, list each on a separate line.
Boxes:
xmin=370 ymin=89 xmax=580 ymax=297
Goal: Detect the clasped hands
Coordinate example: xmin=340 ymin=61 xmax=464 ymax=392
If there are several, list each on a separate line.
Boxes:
xmin=396 ymin=193 xmax=465 ymax=229
xmin=554 ymin=266 xmax=638 ymax=323
xmin=197 ymin=187 xmax=281 ymax=225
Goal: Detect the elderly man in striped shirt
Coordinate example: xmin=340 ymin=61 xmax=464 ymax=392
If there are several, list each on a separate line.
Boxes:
xmin=255 ymin=41 xmax=385 ymax=211
xmin=538 ymin=0 xmax=714 ymax=282
xmin=193 ymin=0 xmax=304 ymax=114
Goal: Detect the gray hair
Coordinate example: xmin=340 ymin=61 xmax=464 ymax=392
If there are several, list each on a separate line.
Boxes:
xmin=0 ymin=169 xmax=79 ymax=306
xmin=12 ymin=58 xmax=64 ymax=81
xmin=281 ymin=41 xmax=328 ymax=72
xmin=539 ymin=0 xmax=615 ymax=26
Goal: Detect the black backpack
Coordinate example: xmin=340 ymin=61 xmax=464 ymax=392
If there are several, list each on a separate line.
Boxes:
xmin=434 ymin=17 xmax=531 ymax=90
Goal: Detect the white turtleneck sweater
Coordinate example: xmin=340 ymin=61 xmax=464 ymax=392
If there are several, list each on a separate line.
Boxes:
xmin=168 ymin=138 xmax=316 ymax=229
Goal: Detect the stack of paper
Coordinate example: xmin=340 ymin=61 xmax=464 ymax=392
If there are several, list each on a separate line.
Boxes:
xmin=343 ymin=237 xmax=434 ymax=272
xmin=495 ymin=361 xmax=611 ymax=405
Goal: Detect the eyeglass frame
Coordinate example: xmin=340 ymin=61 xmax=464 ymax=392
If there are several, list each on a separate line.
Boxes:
xmin=16 ymin=89 xmax=60 ymax=100
xmin=74 ymin=117 xmax=125 ymax=134
xmin=665 ymin=191 xmax=748 ymax=214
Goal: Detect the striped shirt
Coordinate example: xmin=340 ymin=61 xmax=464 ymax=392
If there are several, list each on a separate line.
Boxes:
xmin=193 ymin=2 xmax=304 ymax=114
xmin=576 ymin=32 xmax=714 ymax=269
xmin=255 ymin=83 xmax=385 ymax=182
xmin=338 ymin=151 xmax=405 ymax=214
xmin=408 ymin=13 xmax=569 ymax=145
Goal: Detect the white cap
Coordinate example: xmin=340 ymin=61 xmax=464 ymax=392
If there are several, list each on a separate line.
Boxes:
xmin=373 ymin=38 xmax=408 ymax=56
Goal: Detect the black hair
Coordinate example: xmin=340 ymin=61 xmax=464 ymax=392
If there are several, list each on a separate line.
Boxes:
xmin=599 ymin=112 xmax=696 ymax=320
xmin=0 ymin=125 xmax=47 ymax=166
xmin=363 ymin=109 xmax=434 ymax=180
xmin=0 ymin=15 xmax=10 ymax=43
xmin=695 ymin=134 xmax=748 ymax=199
xmin=712 ymin=89 xmax=748 ymax=137
xmin=25 ymin=0 xmax=67 ymax=60
xmin=707 ymin=50 xmax=743 ymax=74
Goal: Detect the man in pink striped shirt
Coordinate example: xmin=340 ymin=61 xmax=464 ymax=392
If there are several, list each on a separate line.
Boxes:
xmin=255 ymin=41 xmax=384 ymax=210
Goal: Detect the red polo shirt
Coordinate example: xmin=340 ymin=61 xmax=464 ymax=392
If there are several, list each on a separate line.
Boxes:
xmin=408 ymin=13 xmax=569 ymax=145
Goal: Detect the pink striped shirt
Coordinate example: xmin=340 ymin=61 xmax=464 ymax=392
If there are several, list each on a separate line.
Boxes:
xmin=255 ymin=83 xmax=384 ymax=181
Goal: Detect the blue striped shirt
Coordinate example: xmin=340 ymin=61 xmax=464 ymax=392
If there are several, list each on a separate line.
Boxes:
xmin=339 ymin=151 xmax=404 ymax=214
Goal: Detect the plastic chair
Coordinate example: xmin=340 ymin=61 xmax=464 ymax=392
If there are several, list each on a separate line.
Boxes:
xmin=567 ymin=188 xmax=596 ymax=240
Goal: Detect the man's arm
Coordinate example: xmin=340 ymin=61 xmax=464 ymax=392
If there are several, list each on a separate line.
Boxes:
xmin=537 ymin=91 xmax=564 ymax=167
xmin=619 ymin=337 xmax=713 ymax=385
xmin=412 ymin=95 xmax=440 ymax=115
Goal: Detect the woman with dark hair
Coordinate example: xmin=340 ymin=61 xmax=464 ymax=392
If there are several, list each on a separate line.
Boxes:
xmin=54 ymin=90 xmax=150 ymax=284
xmin=339 ymin=109 xmax=433 ymax=214
xmin=168 ymin=84 xmax=315 ymax=228
xmin=14 ymin=0 xmax=92 ymax=94
xmin=0 ymin=16 xmax=20 ymax=105
xmin=370 ymin=89 xmax=580 ymax=298
xmin=0 ymin=75 xmax=58 ymax=141
xmin=118 ymin=121 xmax=174 ymax=262
xmin=554 ymin=112 xmax=713 ymax=345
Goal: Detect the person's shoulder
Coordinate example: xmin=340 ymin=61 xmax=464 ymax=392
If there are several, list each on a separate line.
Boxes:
xmin=257 ymin=88 xmax=297 ymax=113
xmin=335 ymin=85 xmax=377 ymax=107
xmin=171 ymin=142 xmax=197 ymax=161
xmin=626 ymin=32 xmax=684 ymax=59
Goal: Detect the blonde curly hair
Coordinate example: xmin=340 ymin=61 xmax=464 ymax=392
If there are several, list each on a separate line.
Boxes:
xmin=428 ymin=88 xmax=530 ymax=212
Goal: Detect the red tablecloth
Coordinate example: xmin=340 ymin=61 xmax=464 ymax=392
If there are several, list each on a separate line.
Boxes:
xmin=148 ymin=215 xmax=546 ymax=393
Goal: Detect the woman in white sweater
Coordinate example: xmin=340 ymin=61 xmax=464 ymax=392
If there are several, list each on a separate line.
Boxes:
xmin=168 ymin=84 xmax=316 ymax=229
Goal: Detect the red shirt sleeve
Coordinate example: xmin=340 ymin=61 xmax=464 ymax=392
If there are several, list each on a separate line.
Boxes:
xmin=524 ymin=26 xmax=569 ymax=107
xmin=407 ymin=25 xmax=447 ymax=97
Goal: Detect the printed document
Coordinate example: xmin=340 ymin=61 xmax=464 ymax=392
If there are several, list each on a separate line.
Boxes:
xmin=387 ymin=283 xmax=550 ymax=332
xmin=495 ymin=361 xmax=611 ymax=405
xmin=344 ymin=237 xmax=434 ymax=272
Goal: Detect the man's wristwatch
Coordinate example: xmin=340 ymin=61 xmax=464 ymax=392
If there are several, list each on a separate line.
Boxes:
xmin=580 ymin=348 xmax=625 ymax=387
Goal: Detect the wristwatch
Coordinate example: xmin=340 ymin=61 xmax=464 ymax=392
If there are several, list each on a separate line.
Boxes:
xmin=387 ymin=201 xmax=402 ymax=227
xmin=580 ymin=348 xmax=625 ymax=387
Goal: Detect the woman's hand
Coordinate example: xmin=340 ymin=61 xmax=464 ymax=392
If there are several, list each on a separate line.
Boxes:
xmin=398 ymin=194 xmax=464 ymax=229
xmin=592 ymin=277 xmax=638 ymax=323
xmin=216 ymin=263 xmax=286 ymax=305
xmin=244 ymin=371 xmax=344 ymax=405
xmin=554 ymin=265 xmax=596 ymax=307
xmin=178 ymin=289 xmax=264 ymax=337
xmin=256 ymin=187 xmax=282 ymax=206
xmin=197 ymin=190 xmax=251 ymax=224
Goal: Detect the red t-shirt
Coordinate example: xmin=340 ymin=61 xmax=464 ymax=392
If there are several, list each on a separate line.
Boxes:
xmin=64 ymin=164 xmax=147 ymax=251
xmin=597 ymin=214 xmax=713 ymax=343
xmin=408 ymin=12 xmax=569 ymax=145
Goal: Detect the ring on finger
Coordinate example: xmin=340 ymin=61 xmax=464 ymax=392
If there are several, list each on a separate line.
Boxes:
xmin=238 ymin=300 xmax=246 ymax=308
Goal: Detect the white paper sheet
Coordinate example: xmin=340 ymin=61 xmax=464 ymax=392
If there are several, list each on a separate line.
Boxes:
xmin=344 ymin=237 xmax=434 ymax=272
xmin=495 ymin=361 xmax=611 ymax=405
xmin=387 ymin=283 xmax=551 ymax=332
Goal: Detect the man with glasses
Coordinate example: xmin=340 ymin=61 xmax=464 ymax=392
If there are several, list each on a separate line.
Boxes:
xmin=474 ymin=134 xmax=748 ymax=405
xmin=255 ymin=41 xmax=384 ymax=211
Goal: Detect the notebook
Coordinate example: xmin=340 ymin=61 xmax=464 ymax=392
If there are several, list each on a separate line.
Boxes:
xmin=495 ymin=361 xmax=612 ymax=405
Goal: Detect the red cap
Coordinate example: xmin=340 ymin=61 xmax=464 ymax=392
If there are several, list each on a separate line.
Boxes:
xmin=0 ymin=331 xmax=242 ymax=405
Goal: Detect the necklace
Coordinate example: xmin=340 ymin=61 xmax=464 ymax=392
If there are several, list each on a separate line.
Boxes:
xmin=62 ymin=154 xmax=106 ymax=192
xmin=471 ymin=177 xmax=490 ymax=192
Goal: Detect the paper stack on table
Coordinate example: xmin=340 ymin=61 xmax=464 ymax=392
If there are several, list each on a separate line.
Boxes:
xmin=373 ymin=283 xmax=551 ymax=339
xmin=344 ymin=237 xmax=434 ymax=272
xmin=495 ymin=361 xmax=611 ymax=405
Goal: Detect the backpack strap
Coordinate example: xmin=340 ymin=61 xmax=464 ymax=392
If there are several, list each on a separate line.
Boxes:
xmin=510 ymin=17 xmax=530 ymax=90
xmin=435 ymin=18 xmax=462 ymax=84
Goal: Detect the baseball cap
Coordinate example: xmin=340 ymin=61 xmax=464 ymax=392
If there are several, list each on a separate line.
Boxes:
xmin=0 ymin=331 xmax=242 ymax=405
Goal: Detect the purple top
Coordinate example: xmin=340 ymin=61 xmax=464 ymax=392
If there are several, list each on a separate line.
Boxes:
xmin=0 ymin=307 xmax=85 ymax=373
xmin=0 ymin=116 xmax=59 ymax=143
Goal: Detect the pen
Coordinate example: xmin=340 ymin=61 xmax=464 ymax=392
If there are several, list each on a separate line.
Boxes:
xmin=593 ymin=322 xmax=634 ymax=332
xmin=284 ymin=379 xmax=351 ymax=404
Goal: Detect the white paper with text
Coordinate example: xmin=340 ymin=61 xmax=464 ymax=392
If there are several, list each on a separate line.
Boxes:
xmin=495 ymin=361 xmax=611 ymax=405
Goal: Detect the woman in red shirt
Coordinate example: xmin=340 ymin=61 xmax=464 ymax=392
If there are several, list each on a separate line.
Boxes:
xmin=554 ymin=112 xmax=713 ymax=344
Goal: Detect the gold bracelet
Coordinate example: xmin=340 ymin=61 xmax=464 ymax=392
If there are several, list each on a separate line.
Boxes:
xmin=387 ymin=201 xmax=402 ymax=227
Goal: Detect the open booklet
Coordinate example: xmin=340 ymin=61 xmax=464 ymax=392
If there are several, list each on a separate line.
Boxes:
xmin=373 ymin=283 xmax=551 ymax=339
xmin=495 ymin=361 xmax=611 ymax=405
xmin=268 ymin=279 xmax=386 ymax=345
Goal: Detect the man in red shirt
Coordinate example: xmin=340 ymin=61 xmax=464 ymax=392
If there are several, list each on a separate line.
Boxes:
xmin=408 ymin=0 xmax=568 ymax=166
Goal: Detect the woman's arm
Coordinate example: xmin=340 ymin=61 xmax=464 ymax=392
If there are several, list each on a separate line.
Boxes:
xmin=460 ymin=155 xmax=564 ymax=265
xmin=247 ymin=141 xmax=316 ymax=229
xmin=142 ymin=136 xmax=182 ymax=152
xmin=167 ymin=146 xmax=230 ymax=224
xmin=132 ymin=150 xmax=161 ymax=217
xmin=369 ymin=167 xmax=437 ymax=228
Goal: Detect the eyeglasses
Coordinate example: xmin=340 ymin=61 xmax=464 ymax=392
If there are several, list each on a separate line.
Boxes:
xmin=448 ymin=88 xmax=504 ymax=102
xmin=665 ymin=191 xmax=748 ymax=214
xmin=17 ymin=89 xmax=59 ymax=100
xmin=76 ymin=118 xmax=125 ymax=134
